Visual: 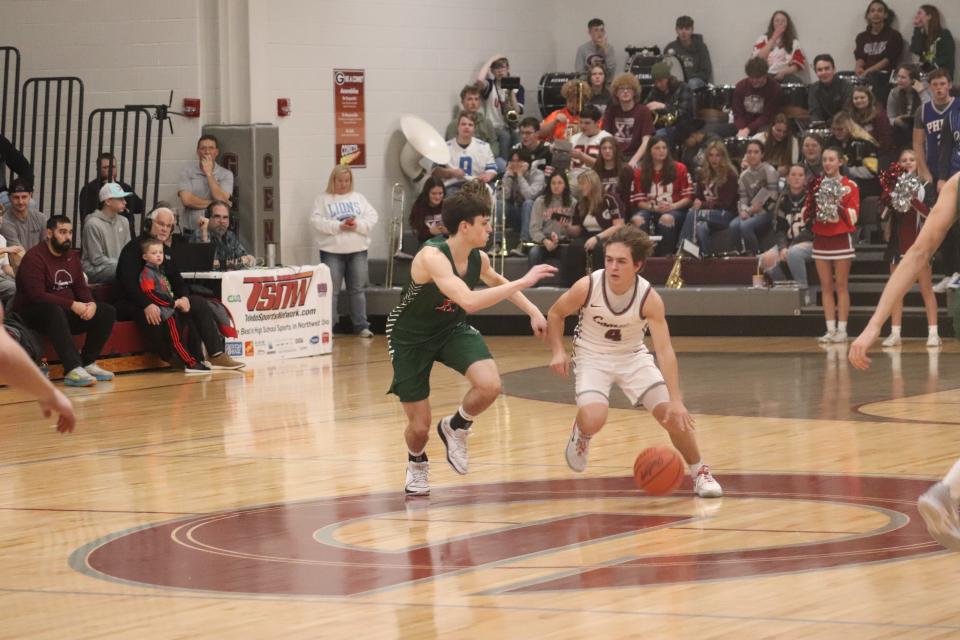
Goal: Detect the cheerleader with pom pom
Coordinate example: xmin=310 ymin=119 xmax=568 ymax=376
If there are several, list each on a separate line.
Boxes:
xmin=879 ymin=149 xmax=940 ymax=346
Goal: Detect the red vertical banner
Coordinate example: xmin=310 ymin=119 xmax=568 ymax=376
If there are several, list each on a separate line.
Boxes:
xmin=333 ymin=69 xmax=366 ymax=167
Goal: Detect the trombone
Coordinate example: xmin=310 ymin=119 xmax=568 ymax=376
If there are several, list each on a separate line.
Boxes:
xmin=493 ymin=179 xmax=509 ymax=274
xmin=386 ymin=183 xmax=405 ymax=288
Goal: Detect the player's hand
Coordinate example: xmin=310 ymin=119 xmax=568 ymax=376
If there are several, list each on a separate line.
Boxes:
xmin=549 ymin=350 xmax=571 ymax=377
xmin=848 ymin=327 xmax=879 ymax=370
xmin=520 ymin=263 xmax=558 ymax=287
xmin=40 ymin=388 xmax=75 ymax=433
xmin=663 ymin=400 xmax=696 ymax=432
xmin=144 ymin=304 xmax=162 ymax=325
xmin=529 ymin=309 xmax=548 ymax=339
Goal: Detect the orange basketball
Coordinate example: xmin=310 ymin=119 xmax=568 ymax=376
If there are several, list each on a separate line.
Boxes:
xmin=633 ymin=446 xmax=685 ymax=496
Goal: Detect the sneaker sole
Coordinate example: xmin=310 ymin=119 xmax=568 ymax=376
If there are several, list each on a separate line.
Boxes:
xmin=918 ymin=497 xmax=960 ymax=550
xmin=209 ymin=364 xmax=245 ymax=370
xmin=437 ymin=420 xmax=467 ymax=475
xmin=63 ymin=379 xmax=96 ymax=387
xmin=404 ymin=487 xmax=430 ymax=496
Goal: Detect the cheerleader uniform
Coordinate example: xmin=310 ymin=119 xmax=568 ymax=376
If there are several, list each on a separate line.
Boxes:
xmin=883 ymin=179 xmax=934 ymax=264
xmin=806 ymin=175 xmax=860 ymax=261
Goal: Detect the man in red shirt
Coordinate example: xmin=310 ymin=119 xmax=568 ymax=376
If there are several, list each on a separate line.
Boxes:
xmin=13 ymin=215 xmax=116 ymax=387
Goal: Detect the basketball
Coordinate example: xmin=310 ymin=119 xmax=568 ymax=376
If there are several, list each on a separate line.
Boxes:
xmin=633 ymin=446 xmax=685 ymax=496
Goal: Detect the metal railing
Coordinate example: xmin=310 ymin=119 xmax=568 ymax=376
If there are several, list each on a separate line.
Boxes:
xmin=85 ymin=107 xmax=160 ymax=212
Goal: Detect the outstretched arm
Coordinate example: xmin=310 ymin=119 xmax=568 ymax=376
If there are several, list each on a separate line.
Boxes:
xmin=0 ymin=309 xmax=75 ymax=433
xmin=419 ymin=248 xmax=556 ymax=314
xmin=850 ymin=175 xmax=959 ymax=369
xmin=479 ymin=253 xmax=548 ymax=337
xmin=545 ymin=276 xmax=590 ymax=377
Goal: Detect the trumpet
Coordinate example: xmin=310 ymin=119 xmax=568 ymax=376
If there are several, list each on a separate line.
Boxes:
xmin=665 ymin=249 xmax=684 ymax=288
xmin=386 ymin=183 xmax=405 ymax=288
xmin=498 ymin=79 xmax=521 ymax=128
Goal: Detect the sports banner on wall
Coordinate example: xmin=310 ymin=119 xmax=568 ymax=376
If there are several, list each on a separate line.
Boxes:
xmin=333 ymin=68 xmax=366 ymax=167
xmin=221 ymin=264 xmax=333 ymax=361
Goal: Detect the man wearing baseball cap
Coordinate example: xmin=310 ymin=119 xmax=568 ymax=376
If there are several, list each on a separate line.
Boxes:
xmin=644 ymin=61 xmax=696 ymax=144
xmin=0 ymin=179 xmax=47 ymax=260
xmin=81 ymin=182 xmax=133 ymax=284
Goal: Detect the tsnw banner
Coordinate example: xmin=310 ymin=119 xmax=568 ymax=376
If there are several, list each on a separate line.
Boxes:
xmin=221 ymin=265 xmax=333 ymax=361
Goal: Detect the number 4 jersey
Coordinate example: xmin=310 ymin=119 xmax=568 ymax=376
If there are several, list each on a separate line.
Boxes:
xmin=573 ymin=270 xmax=652 ymax=356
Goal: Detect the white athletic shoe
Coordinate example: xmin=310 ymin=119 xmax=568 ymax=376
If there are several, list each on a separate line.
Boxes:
xmin=817 ymin=331 xmax=836 ymax=344
xmin=933 ymin=273 xmax=958 ymax=293
xmin=404 ymin=461 xmax=430 ymax=496
xmin=927 ymin=334 xmax=943 ymax=347
xmin=83 ymin=363 xmax=115 ymax=381
xmin=437 ymin=416 xmax=470 ymax=475
xmin=694 ymin=465 xmax=723 ymax=498
xmin=882 ymin=334 xmax=902 ymax=347
xmin=917 ymin=482 xmax=960 ymax=551
xmin=564 ymin=423 xmax=590 ymax=472
xmin=829 ymin=330 xmax=848 ymax=343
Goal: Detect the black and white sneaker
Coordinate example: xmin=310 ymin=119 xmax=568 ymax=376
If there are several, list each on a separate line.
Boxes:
xmin=437 ymin=415 xmax=470 ymax=475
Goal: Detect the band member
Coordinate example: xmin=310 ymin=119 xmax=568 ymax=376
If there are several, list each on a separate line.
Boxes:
xmin=603 ymin=73 xmax=654 ymax=167
xmin=804 ymin=147 xmax=860 ymax=343
xmin=540 ymin=79 xmax=592 ymax=141
xmin=545 ymin=224 xmax=722 ymax=498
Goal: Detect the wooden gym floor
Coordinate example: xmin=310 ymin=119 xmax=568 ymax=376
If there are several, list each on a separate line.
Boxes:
xmin=2 ymin=335 xmax=960 ymax=639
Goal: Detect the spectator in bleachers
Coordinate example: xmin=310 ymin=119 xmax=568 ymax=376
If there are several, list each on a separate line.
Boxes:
xmin=476 ymin=55 xmax=524 ymax=168
xmin=644 ymin=62 xmax=695 ymax=145
xmin=855 ymin=1 xmax=904 ymax=104
xmin=761 ymin=164 xmax=814 ymax=290
xmin=911 ymin=5 xmax=955 ymax=81
xmin=0 ymin=179 xmax=46 ymax=262
xmin=195 ymin=200 xmax=255 ymax=269
xmin=115 ymin=206 xmax=245 ymax=369
xmin=888 ymin=63 xmax=930 ymax=151
xmin=731 ymin=57 xmax=783 ymax=139
xmin=630 ymin=136 xmax=693 ymax=255
xmin=575 ymin=18 xmax=616 ymax=80
xmin=513 ymin=117 xmax=553 ymax=175
xmin=828 ymin=112 xmax=880 ymax=197
xmin=752 ymin=10 xmax=807 ymax=83
xmin=682 ymin=139 xmax=740 ymax=256
xmin=808 ymin=54 xmax=854 ymax=124
xmin=805 ymin=147 xmax=860 ymax=343
xmin=435 ymin=113 xmax=497 ymax=193
xmin=731 ymin=140 xmax=779 ymax=255
xmin=848 ymin=85 xmax=894 ymax=157
xmin=540 ymin=79 xmax=591 ymax=141
xmin=940 ymin=102 xmax=960 ymax=181
xmin=81 ymin=182 xmax=133 ymax=284
xmin=753 ymin=113 xmax=800 ymax=176
xmin=800 ymin=133 xmax=825 ymax=182
xmin=679 ymin=127 xmax=720 ymax=179
xmin=409 ymin=177 xmax=447 ymax=249
xmin=12 ymin=215 xmax=116 ymax=387
xmin=664 ymin=15 xmax=713 ymax=90
xmin=501 ymin=148 xmax=544 ymax=253
xmin=528 ymin=172 xmax=577 ymax=284
xmin=78 ymin=152 xmax=142 ymax=238
xmin=880 ymin=148 xmax=940 ymax=346
xmin=138 ymin=237 xmax=208 ymax=373
xmin=594 ymin=137 xmax=634 ymax=209
xmin=569 ymin=104 xmax=611 ymax=186
xmin=588 ymin=64 xmax=612 ymax=116
xmin=311 ymin=165 xmax=378 ymax=338
xmin=603 ymin=73 xmax=654 ymax=167
xmin=178 ymin=135 xmax=234 ymax=242
xmin=567 ymin=169 xmax=624 ymax=271
xmin=0 ymin=213 xmax=19 ymax=308
xmin=0 ymin=134 xmax=34 ymax=215
xmin=445 ymin=85 xmax=500 ymax=163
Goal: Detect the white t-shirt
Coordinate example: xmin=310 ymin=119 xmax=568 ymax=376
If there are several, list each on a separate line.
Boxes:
xmin=444 ymin=138 xmax=497 ymax=189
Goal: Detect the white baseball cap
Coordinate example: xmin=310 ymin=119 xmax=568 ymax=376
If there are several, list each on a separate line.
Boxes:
xmin=99 ymin=182 xmax=132 ymax=201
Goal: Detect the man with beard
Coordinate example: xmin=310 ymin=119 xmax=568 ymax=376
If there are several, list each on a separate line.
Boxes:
xmin=115 ymin=206 xmax=244 ymax=370
xmin=195 ymin=200 xmax=254 ymax=269
xmin=12 ymin=215 xmax=117 ymax=387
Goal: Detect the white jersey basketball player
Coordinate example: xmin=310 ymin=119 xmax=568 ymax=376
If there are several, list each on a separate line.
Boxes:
xmin=546 ymin=225 xmax=722 ymax=498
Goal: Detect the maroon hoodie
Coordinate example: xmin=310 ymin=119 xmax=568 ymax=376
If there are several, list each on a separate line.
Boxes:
xmin=12 ymin=243 xmax=92 ymax=311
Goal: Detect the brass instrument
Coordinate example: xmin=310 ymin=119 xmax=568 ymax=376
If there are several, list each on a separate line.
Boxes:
xmin=653 ymin=109 xmax=678 ymax=127
xmin=665 ymin=250 xmax=684 ymax=288
xmin=385 ymin=183 xmax=406 ymax=288
xmin=498 ymin=78 xmax=521 ymax=128
xmin=493 ymin=179 xmax=509 ymax=274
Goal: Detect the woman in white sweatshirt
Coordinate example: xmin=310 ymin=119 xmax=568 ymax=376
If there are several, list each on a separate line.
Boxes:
xmin=311 ymin=165 xmax=379 ymax=337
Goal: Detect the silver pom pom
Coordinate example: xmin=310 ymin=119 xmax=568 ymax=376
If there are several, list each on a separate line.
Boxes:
xmin=891 ymin=173 xmax=922 ymax=213
xmin=816 ymin=177 xmax=844 ymax=223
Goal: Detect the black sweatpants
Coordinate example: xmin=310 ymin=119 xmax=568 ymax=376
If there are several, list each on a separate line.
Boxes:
xmin=18 ymin=302 xmax=116 ymax=372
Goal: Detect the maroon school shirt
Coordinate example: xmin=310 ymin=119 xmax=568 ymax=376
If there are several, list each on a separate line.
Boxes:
xmin=12 ymin=243 xmax=92 ymax=311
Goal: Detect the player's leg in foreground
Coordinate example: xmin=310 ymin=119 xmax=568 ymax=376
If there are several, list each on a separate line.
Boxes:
xmin=650 ymin=399 xmax=722 ymax=498
xmin=917 ymin=459 xmax=960 ymax=551
xmin=437 ymin=358 xmax=501 ymax=475
xmin=402 ymin=399 xmax=432 ymax=495
xmin=566 ymin=400 xmax=608 ymax=473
